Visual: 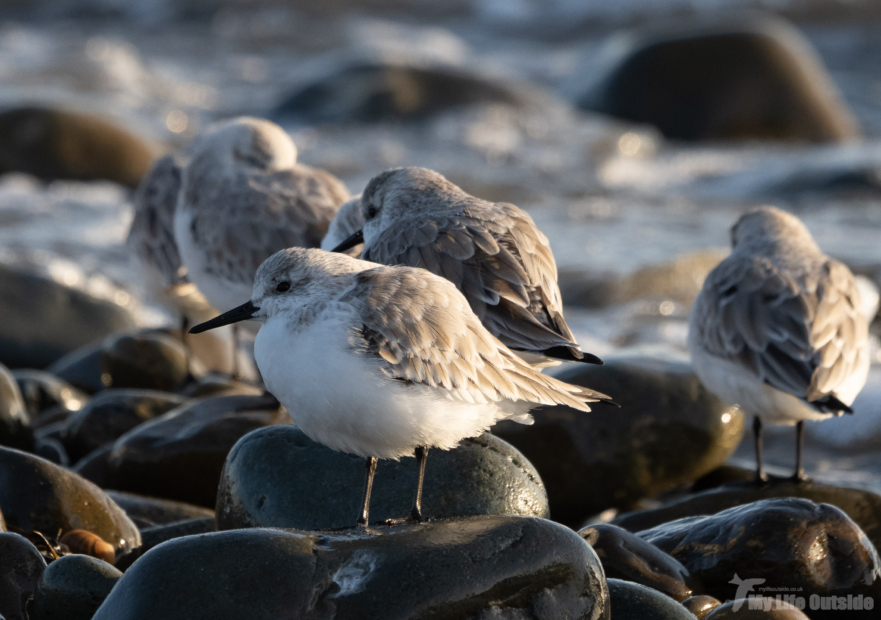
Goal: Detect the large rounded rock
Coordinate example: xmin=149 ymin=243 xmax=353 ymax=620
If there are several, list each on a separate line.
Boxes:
xmin=45 ymin=340 xmax=105 ymax=394
xmin=34 ymin=554 xmax=121 ymax=620
xmin=217 ymin=426 xmax=548 ymax=531
xmin=580 ymin=523 xmax=696 ymax=601
xmin=606 ymin=579 xmax=696 ymax=619
xmin=0 ymin=266 xmax=135 ymax=371
xmin=274 ymin=60 xmax=531 ymax=123
xmin=0 ymin=364 xmax=30 ymax=451
xmin=493 ymin=350 xmax=744 ymax=526
xmin=0 ymin=106 xmax=158 ymax=187
xmin=0 ymin=532 xmax=45 ymax=620
xmin=638 ymin=498 xmax=880 ymax=602
xmin=0 ymin=447 xmax=141 ymax=557
xmin=94 ymin=516 xmax=609 ymax=620
xmin=106 ymin=491 xmax=214 ymax=528
xmin=105 ymin=394 xmax=288 ymax=507
xmin=612 ymin=477 xmax=881 ymax=553
xmin=98 ymin=332 xmax=192 ymax=392
xmin=11 ymin=369 xmax=87 ymax=418
xmin=577 ymin=14 xmax=858 ymax=143
xmin=63 ymin=389 xmax=187 ymax=463
xmin=114 ymin=517 xmax=217 ymax=571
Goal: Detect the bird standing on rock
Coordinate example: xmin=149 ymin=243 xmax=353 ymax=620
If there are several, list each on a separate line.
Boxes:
xmin=173 ymin=117 xmax=350 ymax=374
xmin=689 ymin=206 xmax=869 ymax=482
xmin=331 ymin=167 xmax=602 ymax=368
xmin=190 ymin=247 xmax=614 ymax=526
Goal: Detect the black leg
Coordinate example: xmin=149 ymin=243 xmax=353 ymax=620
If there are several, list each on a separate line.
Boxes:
xmin=410 ymin=446 xmax=429 ymax=522
xmin=357 ymin=457 xmax=378 ymax=527
xmin=792 ymin=421 xmax=807 ymax=482
xmin=754 ymin=416 xmax=768 ymax=483
xmin=231 ymin=323 xmax=241 ymax=380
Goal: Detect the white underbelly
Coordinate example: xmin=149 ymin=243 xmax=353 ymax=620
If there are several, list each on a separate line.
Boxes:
xmin=254 ymin=312 xmax=511 ymax=459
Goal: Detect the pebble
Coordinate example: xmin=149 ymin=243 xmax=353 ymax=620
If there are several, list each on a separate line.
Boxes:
xmin=494 ymin=349 xmax=743 ymax=526
xmin=34 ymin=554 xmax=122 ymax=620
xmin=216 ymin=426 xmax=549 ymax=531
xmin=98 ymin=332 xmax=193 ymax=392
xmin=93 ymin=515 xmax=607 ymax=620
xmin=105 ymin=393 xmax=287 ymax=507
xmin=0 ymin=532 xmax=46 ymax=620
xmin=682 ymin=595 xmax=722 ymax=619
xmin=0 ymin=446 xmax=141 ymax=558
xmin=606 ymin=578 xmax=697 ymax=619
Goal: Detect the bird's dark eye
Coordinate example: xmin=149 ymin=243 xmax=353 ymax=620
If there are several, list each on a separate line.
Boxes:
xmin=275 ymin=281 xmax=291 ymax=293
xmin=367 ymin=206 xmax=378 ymax=219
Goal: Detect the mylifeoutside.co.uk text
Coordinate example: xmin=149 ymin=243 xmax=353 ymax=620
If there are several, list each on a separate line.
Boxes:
xmin=748 ymin=594 xmax=874 ymax=611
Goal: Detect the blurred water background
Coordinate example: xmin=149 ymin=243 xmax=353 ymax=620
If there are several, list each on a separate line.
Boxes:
xmin=1 ymin=0 xmax=881 ymax=483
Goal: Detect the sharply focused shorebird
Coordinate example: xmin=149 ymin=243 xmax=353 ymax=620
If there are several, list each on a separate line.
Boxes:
xmin=190 ymin=247 xmax=613 ymax=526
xmin=331 ymin=167 xmax=602 ymax=368
xmin=689 ymin=206 xmax=869 ymax=481
xmin=173 ymin=117 xmax=350 ymax=372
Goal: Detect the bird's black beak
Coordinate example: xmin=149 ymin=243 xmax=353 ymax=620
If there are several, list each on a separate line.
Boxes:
xmin=331 ymin=229 xmax=364 ymax=253
xmin=189 ymin=301 xmax=259 ymax=334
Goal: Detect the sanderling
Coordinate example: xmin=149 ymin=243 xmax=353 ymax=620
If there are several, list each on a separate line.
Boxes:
xmin=321 ymin=195 xmax=364 ymax=257
xmin=331 ymin=167 xmax=601 ymax=368
xmin=173 ymin=117 xmax=350 ymax=370
xmin=689 ymin=206 xmax=869 ymax=481
xmin=190 ymin=247 xmax=613 ymax=526
xmin=127 ymin=153 xmax=215 ymax=335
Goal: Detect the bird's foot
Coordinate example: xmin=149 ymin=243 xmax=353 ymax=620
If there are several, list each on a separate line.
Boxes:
xmin=753 ymin=472 xmax=769 ymax=485
xmin=791 ymin=469 xmax=809 ymax=483
xmin=407 ymin=509 xmax=427 ymax=524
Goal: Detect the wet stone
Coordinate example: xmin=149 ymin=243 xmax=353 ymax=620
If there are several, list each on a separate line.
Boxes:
xmin=704 ymin=598 xmax=810 ymax=619
xmin=606 ymin=579 xmax=696 ymax=620
xmin=576 ymin=14 xmax=859 ymax=143
xmin=93 ymin=515 xmax=609 ymax=620
xmin=612 ymin=476 xmax=881 ymax=553
xmin=106 ymin=491 xmax=214 ymax=528
xmin=0 ymin=267 xmax=135 ymax=372
xmin=493 ymin=350 xmax=744 ymax=526
xmin=216 ymin=425 xmax=548 ymax=531
xmin=11 ymin=369 xmax=87 ymax=418
xmin=638 ymin=498 xmax=880 ymax=602
xmin=115 ymin=517 xmax=216 ymax=571
xmin=99 ymin=332 xmax=193 ymax=392
xmin=0 ymin=364 xmax=30 ymax=451
xmin=682 ymin=595 xmax=721 ymax=619
xmin=105 ymin=393 xmax=288 ymax=507
xmin=0 ymin=447 xmax=141 ymax=557
xmin=63 ymin=389 xmax=188 ymax=463
xmin=0 ymin=532 xmax=46 ymax=620
xmin=579 ymin=523 xmax=696 ymax=601
xmin=45 ymin=339 xmax=107 ymax=395
xmin=35 ymin=554 xmax=121 ymax=620
xmin=274 ymin=60 xmax=532 ymax=124
xmin=0 ymin=106 xmax=158 ymax=188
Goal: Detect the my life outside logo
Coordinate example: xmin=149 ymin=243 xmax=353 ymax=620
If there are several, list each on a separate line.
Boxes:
xmin=729 ymin=574 xmax=875 ymax=612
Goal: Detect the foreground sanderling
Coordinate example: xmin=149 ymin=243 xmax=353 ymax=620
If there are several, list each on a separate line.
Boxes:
xmin=127 ymin=153 xmax=215 ymax=330
xmin=331 ymin=167 xmax=601 ymax=368
xmin=191 ymin=247 xmax=613 ymax=525
xmin=320 ymin=195 xmax=364 ymax=257
xmin=173 ymin=117 xmax=350 ymax=370
xmin=689 ymin=206 xmax=869 ymax=481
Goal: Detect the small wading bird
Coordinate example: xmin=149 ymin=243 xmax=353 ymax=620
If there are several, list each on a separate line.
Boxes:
xmin=190 ymin=247 xmax=614 ymax=526
xmin=331 ymin=167 xmax=602 ymax=368
xmin=173 ymin=117 xmax=350 ymax=375
xmin=689 ymin=206 xmax=869 ymax=482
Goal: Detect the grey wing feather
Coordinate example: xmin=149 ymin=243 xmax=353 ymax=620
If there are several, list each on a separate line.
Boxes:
xmin=187 ymin=166 xmax=349 ymax=285
xmin=126 ymin=155 xmax=186 ymax=288
xmin=340 ymin=267 xmax=611 ymax=410
xmin=363 ymin=200 xmax=579 ymax=354
xmin=694 ymin=255 xmax=867 ymax=409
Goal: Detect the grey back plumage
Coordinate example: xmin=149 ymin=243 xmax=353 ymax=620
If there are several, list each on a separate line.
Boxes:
xmin=691 ymin=206 xmax=868 ymax=411
xmin=359 ymin=167 xmax=580 ymax=357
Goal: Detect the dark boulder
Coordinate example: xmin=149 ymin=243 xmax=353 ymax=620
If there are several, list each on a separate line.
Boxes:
xmin=94 ymin=516 xmax=609 ymax=620
xmin=577 ymin=14 xmax=859 ymax=143
xmin=606 ymin=579 xmax=696 ymax=619
xmin=98 ymin=332 xmax=192 ymax=392
xmin=0 ymin=106 xmax=158 ymax=187
xmin=0 ymin=532 xmax=46 ymax=620
xmin=34 ymin=554 xmax=121 ymax=620
xmin=216 ymin=425 xmax=548 ymax=531
xmin=493 ymin=350 xmax=743 ymax=526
